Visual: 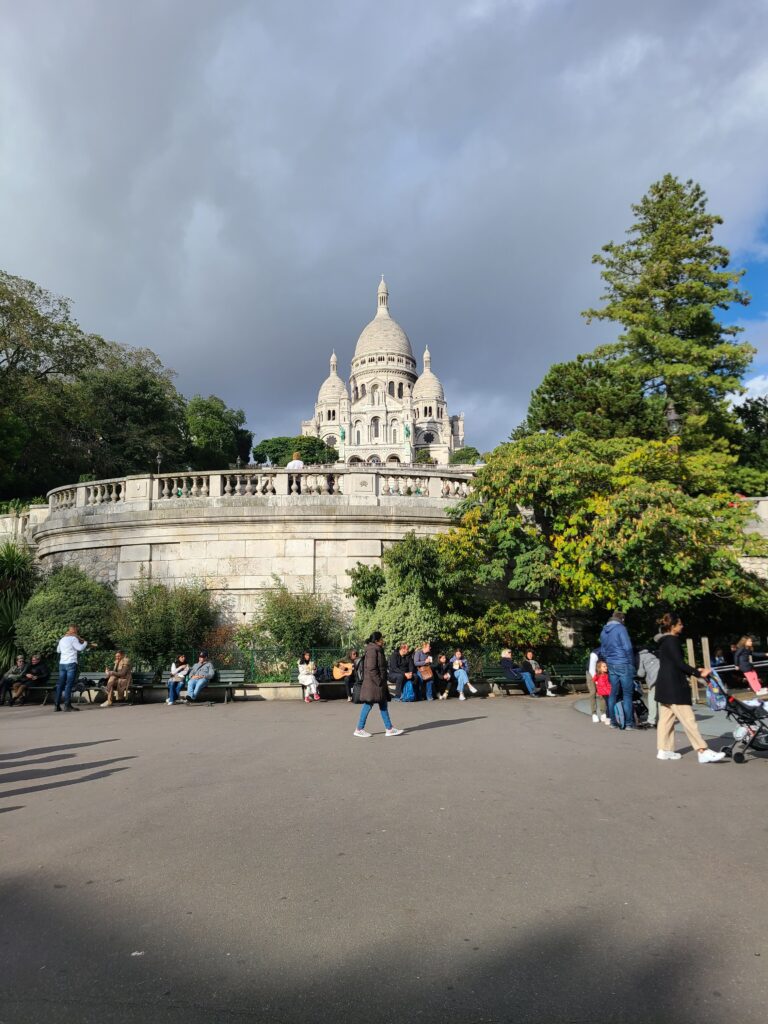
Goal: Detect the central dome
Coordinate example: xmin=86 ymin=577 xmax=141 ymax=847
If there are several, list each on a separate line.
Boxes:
xmin=353 ymin=277 xmax=415 ymax=361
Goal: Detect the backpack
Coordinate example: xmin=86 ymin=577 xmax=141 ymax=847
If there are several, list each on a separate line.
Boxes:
xmin=351 ymin=656 xmax=365 ymax=704
xmin=401 ymin=678 xmax=416 ymax=702
xmin=706 ymin=671 xmax=727 ymax=712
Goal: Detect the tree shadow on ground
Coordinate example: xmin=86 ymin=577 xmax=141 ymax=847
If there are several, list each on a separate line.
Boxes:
xmin=0 ymin=879 xmax=739 ymax=1024
xmin=0 ymin=739 xmax=118 ymax=761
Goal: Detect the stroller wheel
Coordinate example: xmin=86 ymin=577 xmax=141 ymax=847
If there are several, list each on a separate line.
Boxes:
xmin=752 ymin=734 xmax=768 ymax=752
xmin=732 ymin=742 xmax=747 ymax=764
xmin=722 ymin=746 xmax=732 ymax=758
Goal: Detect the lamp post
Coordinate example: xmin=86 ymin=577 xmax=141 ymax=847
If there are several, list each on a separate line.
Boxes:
xmin=664 ymin=400 xmax=682 ymax=436
xmin=236 ymin=456 xmax=242 ymax=470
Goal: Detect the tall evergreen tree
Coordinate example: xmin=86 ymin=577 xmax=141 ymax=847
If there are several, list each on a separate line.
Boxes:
xmin=582 ymin=174 xmax=752 ymax=442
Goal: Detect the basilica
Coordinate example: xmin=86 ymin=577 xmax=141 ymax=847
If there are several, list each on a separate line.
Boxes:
xmin=301 ymin=277 xmax=465 ymax=465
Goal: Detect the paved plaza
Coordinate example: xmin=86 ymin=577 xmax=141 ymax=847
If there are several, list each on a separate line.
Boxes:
xmin=1 ymin=695 xmax=766 ymax=1023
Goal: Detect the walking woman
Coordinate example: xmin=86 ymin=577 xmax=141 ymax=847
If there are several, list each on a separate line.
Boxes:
xmin=298 ymin=651 xmax=320 ymax=703
xmin=353 ymin=632 xmax=403 ymax=738
xmin=655 ymin=613 xmax=725 ymax=763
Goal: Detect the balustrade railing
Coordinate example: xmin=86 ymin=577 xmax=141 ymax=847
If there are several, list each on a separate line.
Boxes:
xmin=158 ymin=474 xmax=211 ymax=499
xmin=85 ymin=480 xmax=125 ymax=506
xmin=46 ymin=466 xmax=475 ymax=514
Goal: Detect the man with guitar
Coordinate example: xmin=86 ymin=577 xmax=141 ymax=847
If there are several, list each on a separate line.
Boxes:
xmin=333 ymin=649 xmax=359 ymax=701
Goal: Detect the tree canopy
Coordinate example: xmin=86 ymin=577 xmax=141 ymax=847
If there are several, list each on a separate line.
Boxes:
xmin=251 ymin=436 xmax=338 ymax=466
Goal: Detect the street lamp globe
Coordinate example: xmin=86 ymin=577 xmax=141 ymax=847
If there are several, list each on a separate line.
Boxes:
xmin=664 ymin=401 xmax=682 ymax=436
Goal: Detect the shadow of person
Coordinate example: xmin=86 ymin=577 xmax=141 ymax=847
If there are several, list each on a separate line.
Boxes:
xmin=404 ymin=716 xmax=488 ymax=733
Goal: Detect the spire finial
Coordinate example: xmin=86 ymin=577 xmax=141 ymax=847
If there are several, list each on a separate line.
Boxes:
xmin=423 ymin=346 xmax=431 ymax=371
xmin=376 ymin=275 xmax=389 ymax=318
xmin=330 ymin=351 xmax=338 ymax=373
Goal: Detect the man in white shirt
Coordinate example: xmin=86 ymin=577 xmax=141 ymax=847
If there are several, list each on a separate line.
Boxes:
xmin=55 ymin=625 xmax=88 ymax=712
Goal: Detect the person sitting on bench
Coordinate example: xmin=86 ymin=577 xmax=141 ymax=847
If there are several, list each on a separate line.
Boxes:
xmin=103 ymin=650 xmax=132 ymax=706
xmin=13 ymin=654 xmax=50 ymax=705
xmin=186 ymin=650 xmax=214 ymax=703
xmin=522 ymin=649 xmax=555 ymax=697
xmin=500 ymin=649 xmax=536 ymax=696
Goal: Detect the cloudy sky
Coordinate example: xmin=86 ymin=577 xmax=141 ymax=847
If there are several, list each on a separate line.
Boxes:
xmin=2 ymin=0 xmax=768 ymax=452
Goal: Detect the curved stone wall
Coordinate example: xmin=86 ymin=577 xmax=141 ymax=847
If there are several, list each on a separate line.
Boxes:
xmin=28 ymin=467 xmax=475 ymax=620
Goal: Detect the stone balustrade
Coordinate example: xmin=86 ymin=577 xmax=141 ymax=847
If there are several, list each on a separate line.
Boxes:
xmin=46 ymin=465 xmax=475 ymax=515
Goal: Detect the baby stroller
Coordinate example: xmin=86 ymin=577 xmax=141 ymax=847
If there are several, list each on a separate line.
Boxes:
xmin=711 ymin=675 xmax=768 ymax=764
xmin=613 ymin=680 xmax=648 ymax=728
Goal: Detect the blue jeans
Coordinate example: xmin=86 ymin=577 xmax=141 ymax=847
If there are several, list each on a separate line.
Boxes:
xmin=521 ymin=671 xmax=535 ymax=695
xmin=168 ymin=677 xmax=186 ymax=703
xmin=417 ymin=671 xmax=433 ymax=700
xmin=455 ymin=668 xmax=469 ymax=693
xmin=55 ymin=663 xmax=78 ymax=706
xmin=608 ymin=662 xmax=635 ymax=728
xmin=357 ymin=702 xmax=393 ymax=730
xmin=187 ymin=676 xmax=207 ymax=700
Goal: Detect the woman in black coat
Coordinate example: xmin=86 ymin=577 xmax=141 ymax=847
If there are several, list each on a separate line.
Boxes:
xmin=655 ymin=613 xmax=724 ymax=764
xmin=354 ymin=632 xmax=403 ymax=738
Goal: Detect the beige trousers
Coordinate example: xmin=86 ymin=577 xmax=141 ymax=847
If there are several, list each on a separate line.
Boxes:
xmin=657 ymin=703 xmax=707 ymax=753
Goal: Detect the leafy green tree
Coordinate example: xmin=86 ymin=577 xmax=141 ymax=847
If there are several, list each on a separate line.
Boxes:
xmin=240 ymin=578 xmax=348 ymax=652
xmin=345 ymin=563 xmax=385 ymax=610
xmin=733 ymin=396 xmax=768 ymax=493
xmin=251 ymin=436 xmax=338 ymax=466
xmin=414 ymin=449 xmax=436 ymax=465
xmin=582 ymin=174 xmax=752 ymax=444
xmin=15 ymin=566 xmax=118 ymax=657
xmin=452 ymin=431 xmax=767 ymax=626
xmin=113 ymin=571 xmax=219 ymax=669
xmin=518 ymin=357 xmax=665 ymax=440
xmin=73 ymin=345 xmax=189 ymax=478
xmin=186 ymin=394 xmax=253 ymax=469
xmin=0 ymin=541 xmax=39 ymax=666
xmin=449 ymin=446 xmax=482 ymax=465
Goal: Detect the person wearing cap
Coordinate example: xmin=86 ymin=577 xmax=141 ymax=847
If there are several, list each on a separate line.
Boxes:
xmin=186 ymin=650 xmax=215 ymax=703
xmin=599 ymin=611 xmax=636 ymax=729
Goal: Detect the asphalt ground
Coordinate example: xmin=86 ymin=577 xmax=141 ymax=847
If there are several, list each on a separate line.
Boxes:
xmin=1 ymin=694 xmax=766 ymax=1024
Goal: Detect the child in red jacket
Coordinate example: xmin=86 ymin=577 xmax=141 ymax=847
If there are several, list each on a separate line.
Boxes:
xmin=594 ymin=659 xmax=612 ymax=723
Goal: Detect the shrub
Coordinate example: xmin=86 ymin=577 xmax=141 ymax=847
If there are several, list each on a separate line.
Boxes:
xmin=15 ymin=565 xmax=117 ymax=658
xmin=113 ymin=571 xmax=219 ymax=670
xmin=0 ymin=541 xmax=40 ymax=666
xmin=238 ymin=578 xmax=348 ymax=654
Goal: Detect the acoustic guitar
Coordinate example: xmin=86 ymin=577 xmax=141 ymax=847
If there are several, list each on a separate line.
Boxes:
xmin=332 ymin=661 xmax=355 ymax=681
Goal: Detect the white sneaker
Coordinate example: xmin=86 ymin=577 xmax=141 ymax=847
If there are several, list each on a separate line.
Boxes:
xmin=600 ymin=714 xmax=609 ymax=723
xmin=468 ymin=685 xmax=478 ymax=694
xmin=698 ymin=748 xmax=726 ymax=764
xmin=459 ymin=693 xmax=466 ymax=701
xmin=657 ymin=750 xmax=682 ymax=760
xmin=591 ymin=713 xmax=600 ymax=723
xmin=166 ymin=698 xmax=172 ymax=705
xmin=353 ymin=729 xmax=371 ymax=738
xmin=385 ymin=728 xmax=404 ymax=737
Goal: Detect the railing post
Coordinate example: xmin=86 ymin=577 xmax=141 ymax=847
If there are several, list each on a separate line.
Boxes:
xmin=209 ymin=474 xmax=222 ymax=498
xmin=75 ymin=484 xmax=87 ymax=508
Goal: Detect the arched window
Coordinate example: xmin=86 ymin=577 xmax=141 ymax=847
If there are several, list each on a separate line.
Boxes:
xmin=371 ymin=416 xmax=380 ymax=442
xmin=391 ymin=419 xmax=399 ymax=444
xmin=397 ymin=382 xmax=403 ymax=398
xmin=354 ymin=420 xmax=362 ymax=446
xmin=360 ymin=384 xmax=366 ymax=398
xmin=388 ymin=381 xmax=394 ymax=397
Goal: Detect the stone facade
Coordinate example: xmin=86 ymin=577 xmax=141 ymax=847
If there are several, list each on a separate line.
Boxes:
xmin=15 ymin=467 xmax=474 ymax=621
xmin=301 ymin=277 xmax=465 ymax=465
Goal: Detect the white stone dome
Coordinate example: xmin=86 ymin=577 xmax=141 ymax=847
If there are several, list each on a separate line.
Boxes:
xmin=318 ymin=352 xmax=347 ymax=402
xmin=412 ymin=347 xmax=444 ymax=402
xmin=353 ymin=277 xmax=415 ymax=361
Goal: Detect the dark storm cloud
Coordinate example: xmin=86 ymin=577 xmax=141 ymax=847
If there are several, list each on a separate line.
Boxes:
xmin=2 ymin=0 xmax=768 ymax=451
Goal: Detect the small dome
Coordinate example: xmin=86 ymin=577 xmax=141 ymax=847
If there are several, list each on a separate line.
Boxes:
xmin=353 ymin=277 xmax=415 ymax=361
xmin=412 ymin=347 xmax=445 ymax=402
xmin=318 ymin=352 xmax=348 ymax=403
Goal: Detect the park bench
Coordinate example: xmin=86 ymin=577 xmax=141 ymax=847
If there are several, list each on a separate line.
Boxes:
xmin=478 ymin=665 xmax=531 ymax=696
xmin=25 ymin=679 xmax=57 ymax=705
xmin=290 ymin=665 xmax=347 ymax=699
xmin=549 ymin=664 xmax=587 ymax=693
xmin=160 ymin=668 xmax=246 ymax=703
xmin=76 ymin=671 xmax=156 ymax=703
